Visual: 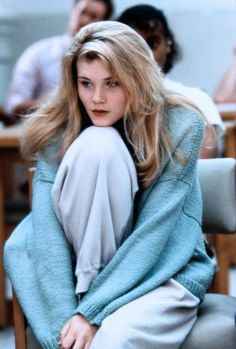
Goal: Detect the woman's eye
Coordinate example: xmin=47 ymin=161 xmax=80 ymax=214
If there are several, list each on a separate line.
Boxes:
xmin=105 ymin=80 xmax=119 ymax=88
xmin=79 ymin=80 xmax=93 ymax=88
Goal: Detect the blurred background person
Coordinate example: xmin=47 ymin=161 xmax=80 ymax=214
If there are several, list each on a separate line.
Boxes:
xmin=4 ymin=0 xmax=113 ymax=120
xmin=214 ymin=44 xmax=236 ymax=103
xmin=118 ymin=4 xmax=225 ymax=159
xmin=1 ymin=0 xmax=113 ymax=217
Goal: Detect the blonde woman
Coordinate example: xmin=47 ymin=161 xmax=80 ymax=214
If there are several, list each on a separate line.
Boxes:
xmin=4 ymin=21 xmax=214 ymax=349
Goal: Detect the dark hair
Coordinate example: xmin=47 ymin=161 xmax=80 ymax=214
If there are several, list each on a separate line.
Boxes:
xmin=74 ymin=0 xmax=114 ymax=20
xmin=117 ymin=4 xmax=181 ymax=73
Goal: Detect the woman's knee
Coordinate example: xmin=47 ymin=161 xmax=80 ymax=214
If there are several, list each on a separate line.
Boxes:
xmin=79 ymin=126 xmax=127 ymax=162
xmin=58 ymin=126 xmax=138 ymax=197
xmin=65 ymin=126 xmax=134 ymax=171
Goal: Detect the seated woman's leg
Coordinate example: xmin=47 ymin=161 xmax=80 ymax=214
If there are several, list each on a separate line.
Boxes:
xmin=90 ymin=279 xmax=199 ymax=349
xmin=51 ymin=126 xmax=139 ymax=294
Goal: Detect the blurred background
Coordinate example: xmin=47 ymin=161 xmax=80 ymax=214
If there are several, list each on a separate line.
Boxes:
xmin=0 ymin=0 xmax=235 ymax=104
xmin=0 ymin=1 xmax=236 ymax=347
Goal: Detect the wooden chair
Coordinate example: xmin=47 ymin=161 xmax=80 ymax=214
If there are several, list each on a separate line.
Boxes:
xmin=0 ymin=176 xmax=8 ymax=327
xmin=12 ymin=168 xmax=34 ymax=349
xmin=0 ymin=146 xmax=30 ymax=327
xmin=9 ymin=159 xmax=236 ymax=348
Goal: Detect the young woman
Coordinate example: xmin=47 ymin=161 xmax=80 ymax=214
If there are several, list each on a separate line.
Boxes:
xmin=4 ymin=21 xmax=214 ymax=349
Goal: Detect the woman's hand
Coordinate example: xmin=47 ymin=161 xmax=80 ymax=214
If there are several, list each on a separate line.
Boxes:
xmin=60 ymin=314 xmax=98 ymax=349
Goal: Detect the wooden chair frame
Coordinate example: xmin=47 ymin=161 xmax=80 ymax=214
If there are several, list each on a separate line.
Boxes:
xmin=12 ymin=167 xmax=34 ymax=349
xmin=0 ymin=176 xmax=7 ymax=327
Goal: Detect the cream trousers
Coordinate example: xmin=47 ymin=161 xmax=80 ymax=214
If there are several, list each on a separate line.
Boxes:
xmin=90 ymin=278 xmax=199 ymax=349
xmin=51 ymin=126 xmax=139 ymax=294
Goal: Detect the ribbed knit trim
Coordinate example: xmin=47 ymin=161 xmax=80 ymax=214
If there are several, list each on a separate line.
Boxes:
xmin=77 ymin=274 xmax=208 ymax=326
xmin=39 ymin=333 xmax=60 ymax=349
xmin=42 ymin=337 xmax=59 ymax=349
xmin=173 ymin=274 xmax=206 ymax=302
xmin=78 ymin=308 xmax=106 ymax=326
xmin=73 ymin=304 xmax=101 ymax=324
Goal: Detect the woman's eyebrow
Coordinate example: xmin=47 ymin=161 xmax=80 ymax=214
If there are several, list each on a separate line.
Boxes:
xmin=77 ymin=76 xmax=113 ymax=81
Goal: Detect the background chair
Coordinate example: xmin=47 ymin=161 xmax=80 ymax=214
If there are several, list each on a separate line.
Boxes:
xmin=181 ymin=157 xmax=236 ymax=349
xmin=9 ymin=158 xmax=236 ymax=349
xmin=199 ymin=157 xmax=236 ymax=294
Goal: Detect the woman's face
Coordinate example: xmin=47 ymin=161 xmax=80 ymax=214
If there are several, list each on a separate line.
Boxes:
xmin=138 ymin=27 xmax=170 ymax=70
xmin=77 ymin=58 xmax=128 ymax=127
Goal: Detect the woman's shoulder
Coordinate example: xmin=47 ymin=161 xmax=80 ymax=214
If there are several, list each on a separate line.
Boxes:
xmin=162 ymin=104 xmax=205 ymax=162
xmin=164 ymin=104 xmax=204 ymax=140
xmin=165 ymin=104 xmax=204 ymax=127
xmin=36 ymin=142 xmax=60 ymax=181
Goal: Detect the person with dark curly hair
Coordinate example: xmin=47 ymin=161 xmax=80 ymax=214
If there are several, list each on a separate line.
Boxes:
xmin=118 ymin=4 xmax=180 ymax=74
xmin=118 ymin=4 xmax=225 ymax=159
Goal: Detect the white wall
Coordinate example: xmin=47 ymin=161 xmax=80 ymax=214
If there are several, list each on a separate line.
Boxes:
xmin=0 ymin=0 xmax=235 ymax=103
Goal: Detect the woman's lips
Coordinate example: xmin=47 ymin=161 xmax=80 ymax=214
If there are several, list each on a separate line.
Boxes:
xmin=92 ymin=110 xmax=109 ymax=117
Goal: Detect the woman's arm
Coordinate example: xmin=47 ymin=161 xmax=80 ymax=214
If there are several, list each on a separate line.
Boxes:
xmin=4 ymin=155 xmax=79 ymax=348
xmin=214 ymin=47 xmax=236 ymax=103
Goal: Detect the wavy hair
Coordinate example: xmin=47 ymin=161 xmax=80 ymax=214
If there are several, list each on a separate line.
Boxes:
xmin=21 ymin=21 xmax=192 ymax=188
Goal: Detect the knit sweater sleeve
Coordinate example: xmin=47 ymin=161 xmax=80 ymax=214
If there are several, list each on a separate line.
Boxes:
xmin=75 ymin=106 xmax=206 ymax=325
xmin=4 ymin=153 xmax=78 ymax=349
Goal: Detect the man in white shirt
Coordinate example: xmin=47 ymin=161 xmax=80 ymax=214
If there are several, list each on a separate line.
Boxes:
xmin=5 ymin=0 xmax=113 ymax=117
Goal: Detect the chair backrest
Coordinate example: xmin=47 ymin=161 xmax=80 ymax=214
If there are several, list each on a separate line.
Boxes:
xmin=197 ymin=158 xmax=236 ymax=232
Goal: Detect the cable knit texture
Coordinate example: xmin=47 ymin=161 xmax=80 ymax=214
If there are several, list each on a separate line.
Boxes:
xmin=4 ymin=106 xmax=214 ymax=348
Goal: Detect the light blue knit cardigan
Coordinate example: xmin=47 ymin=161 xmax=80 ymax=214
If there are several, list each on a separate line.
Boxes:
xmin=4 ymin=106 xmax=214 ymax=349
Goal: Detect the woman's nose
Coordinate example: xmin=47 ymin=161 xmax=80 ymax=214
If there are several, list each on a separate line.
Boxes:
xmin=92 ymin=87 xmax=106 ymax=103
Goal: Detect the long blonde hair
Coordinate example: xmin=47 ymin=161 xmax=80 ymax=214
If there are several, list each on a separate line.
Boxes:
xmin=21 ymin=21 xmax=194 ymax=188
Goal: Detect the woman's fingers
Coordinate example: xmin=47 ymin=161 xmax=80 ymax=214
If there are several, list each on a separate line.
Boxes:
xmin=60 ymin=319 xmax=71 ymax=340
xmin=61 ymin=331 xmax=76 ymax=349
xmin=60 ymin=314 xmax=98 ymax=349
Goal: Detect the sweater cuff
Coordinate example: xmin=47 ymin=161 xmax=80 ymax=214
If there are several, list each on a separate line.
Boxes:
xmin=74 ymin=304 xmax=105 ymax=326
xmin=36 ymin=332 xmax=60 ymax=349
xmin=173 ymin=274 xmax=206 ymax=302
